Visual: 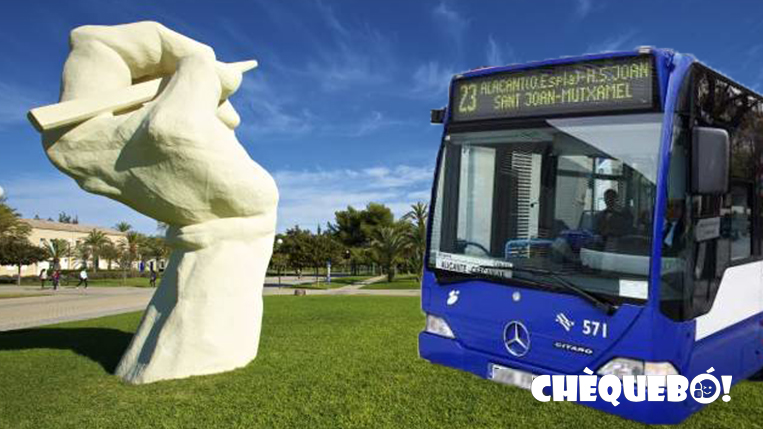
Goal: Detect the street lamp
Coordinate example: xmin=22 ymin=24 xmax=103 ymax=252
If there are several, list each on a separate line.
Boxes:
xmin=275 ymin=238 xmax=283 ymax=287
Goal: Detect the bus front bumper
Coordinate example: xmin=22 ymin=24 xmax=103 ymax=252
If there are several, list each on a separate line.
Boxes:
xmin=418 ymin=332 xmax=699 ymax=425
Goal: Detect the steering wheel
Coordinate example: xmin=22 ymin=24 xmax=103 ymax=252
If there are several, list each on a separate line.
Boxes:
xmin=456 ymin=239 xmax=491 ymax=256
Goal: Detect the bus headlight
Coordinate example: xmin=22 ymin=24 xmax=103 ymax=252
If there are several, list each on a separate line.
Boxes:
xmin=425 ymin=314 xmax=455 ymax=339
xmin=597 ymin=358 xmax=678 ymax=378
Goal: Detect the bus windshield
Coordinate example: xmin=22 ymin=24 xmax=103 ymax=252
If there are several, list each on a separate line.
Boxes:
xmin=429 ymin=113 xmax=668 ymax=302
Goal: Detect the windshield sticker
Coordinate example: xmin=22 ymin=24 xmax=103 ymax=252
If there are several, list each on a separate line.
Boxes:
xmin=433 ymin=251 xmax=514 ymax=278
xmin=695 ymin=217 xmax=721 ymax=242
xmin=618 ymin=279 xmax=648 ymax=299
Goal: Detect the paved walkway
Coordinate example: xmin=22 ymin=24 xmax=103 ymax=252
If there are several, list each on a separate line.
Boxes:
xmin=0 ymin=275 xmax=419 ymax=331
xmin=0 ymin=286 xmax=152 ymax=332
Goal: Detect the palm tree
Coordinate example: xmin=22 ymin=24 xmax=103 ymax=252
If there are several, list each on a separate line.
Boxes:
xmin=83 ymin=229 xmax=108 ymax=271
xmin=45 ymin=238 xmax=71 ymax=271
xmin=143 ymin=236 xmax=170 ymax=269
xmin=0 ymin=199 xmax=31 ymax=239
xmin=114 ymin=221 xmax=132 ymax=232
xmin=100 ymin=241 xmax=119 ymax=270
xmin=117 ymin=232 xmax=144 ymax=284
xmin=370 ymin=226 xmax=407 ymax=282
xmin=403 ymin=202 xmax=428 ymax=282
xmin=74 ymin=241 xmax=91 ymax=269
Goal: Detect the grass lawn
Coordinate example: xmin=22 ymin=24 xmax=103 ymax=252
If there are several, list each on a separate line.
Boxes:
xmin=0 ymin=293 xmax=51 ymax=300
xmin=284 ymin=275 xmax=373 ymax=290
xmin=83 ymin=277 xmax=159 ymax=288
xmin=284 ymin=282 xmax=345 ymax=290
xmin=8 ymin=276 xmax=159 ymax=288
xmin=0 ymin=296 xmax=760 ymax=428
xmin=361 ymin=274 xmax=420 ymax=290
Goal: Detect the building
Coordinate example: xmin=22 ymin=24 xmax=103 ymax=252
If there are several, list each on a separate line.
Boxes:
xmin=0 ymin=219 xmax=126 ymax=277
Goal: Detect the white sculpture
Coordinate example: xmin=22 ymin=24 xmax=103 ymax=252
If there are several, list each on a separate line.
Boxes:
xmin=29 ymin=22 xmax=279 ymax=384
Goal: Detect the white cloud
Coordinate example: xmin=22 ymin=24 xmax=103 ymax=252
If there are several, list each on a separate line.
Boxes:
xmin=315 ymin=0 xmax=351 ymax=39
xmin=236 ymin=76 xmax=314 ymax=140
xmin=307 ymin=33 xmax=393 ymax=91
xmin=236 ymin=77 xmax=407 ymax=140
xmin=272 ymin=164 xmax=434 ymax=231
xmin=433 ymin=1 xmax=469 ymax=50
xmin=586 ymin=31 xmax=638 ymax=54
xmin=1 ymin=166 xmax=435 ymax=236
xmin=305 ymin=9 xmax=394 ymax=91
xmin=1 ymin=175 xmax=158 ymax=234
xmin=341 ymin=111 xmax=408 ymax=137
xmin=574 ymin=0 xmax=593 ymax=19
xmin=411 ymin=61 xmax=456 ymax=99
xmin=486 ymin=35 xmax=515 ymax=66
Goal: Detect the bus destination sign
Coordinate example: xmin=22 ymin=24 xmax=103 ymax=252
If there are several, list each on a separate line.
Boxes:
xmin=451 ymin=55 xmax=655 ymax=122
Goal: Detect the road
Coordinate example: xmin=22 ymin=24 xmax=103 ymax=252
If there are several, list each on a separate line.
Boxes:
xmin=0 ymin=276 xmax=419 ymax=331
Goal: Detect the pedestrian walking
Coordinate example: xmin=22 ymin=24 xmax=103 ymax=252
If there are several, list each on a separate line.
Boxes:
xmin=52 ymin=270 xmax=61 ymax=290
xmin=77 ymin=268 xmax=88 ymax=289
xmin=149 ymin=269 xmax=158 ymax=288
xmin=39 ymin=269 xmax=48 ymax=289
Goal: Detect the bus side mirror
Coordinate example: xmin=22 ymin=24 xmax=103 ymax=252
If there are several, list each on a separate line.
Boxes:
xmin=431 ymin=108 xmax=446 ymax=124
xmin=691 ymin=127 xmax=729 ymax=195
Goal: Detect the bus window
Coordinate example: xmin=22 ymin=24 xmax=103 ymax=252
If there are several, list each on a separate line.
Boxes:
xmin=727 ymin=184 xmax=751 ymax=261
xmin=661 ymin=65 xmax=763 ymax=320
xmin=430 ymin=113 xmax=663 ymax=303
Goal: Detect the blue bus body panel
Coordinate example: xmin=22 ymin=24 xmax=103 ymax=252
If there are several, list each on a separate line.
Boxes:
xmin=419 ymin=49 xmax=763 ymax=424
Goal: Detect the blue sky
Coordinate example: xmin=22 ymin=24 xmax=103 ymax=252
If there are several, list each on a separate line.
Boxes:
xmin=2 ymin=0 xmax=763 ymax=234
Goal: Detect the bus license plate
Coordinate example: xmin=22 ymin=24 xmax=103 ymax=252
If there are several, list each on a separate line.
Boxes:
xmin=489 ymin=364 xmax=535 ymax=390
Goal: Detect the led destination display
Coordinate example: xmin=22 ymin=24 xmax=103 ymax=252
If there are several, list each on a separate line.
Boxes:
xmin=451 ymin=55 xmax=655 ymax=122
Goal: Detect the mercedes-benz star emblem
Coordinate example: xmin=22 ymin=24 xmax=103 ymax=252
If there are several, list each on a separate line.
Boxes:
xmin=503 ymin=321 xmax=531 ymax=357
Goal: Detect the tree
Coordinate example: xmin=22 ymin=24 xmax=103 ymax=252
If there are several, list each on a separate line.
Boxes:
xmin=0 ymin=199 xmax=31 ymax=240
xmin=370 ymin=225 xmax=407 ymax=282
xmin=44 ymin=238 xmax=71 ymax=271
xmin=58 ymin=212 xmax=79 ymax=224
xmin=308 ymin=232 xmax=343 ymax=282
xmin=83 ymin=229 xmax=108 ymax=271
xmin=0 ymin=238 xmax=48 ymax=285
xmin=280 ymin=226 xmax=313 ymax=278
xmin=100 ymin=241 xmax=119 ymax=270
xmin=74 ymin=241 xmax=91 ymax=269
xmin=269 ymin=239 xmax=289 ymax=285
xmin=114 ymin=221 xmax=132 ymax=232
xmin=116 ymin=232 xmax=144 ymax=284
xmin=403 ymin=202 xmax=428 ymax=282
xmin=328 ymin=206 xmax=365 ymax=247
xmin=328 ymin=203 xmax=394 ymax=248
xmin=143 ymin=235 xmax=170 ymax=269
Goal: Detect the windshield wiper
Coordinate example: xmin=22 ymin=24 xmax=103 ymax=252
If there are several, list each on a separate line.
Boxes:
xmin=475 ymin=265 xmax=617 ymax=315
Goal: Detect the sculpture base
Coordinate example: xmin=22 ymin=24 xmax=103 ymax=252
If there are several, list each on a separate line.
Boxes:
xmin=115 ymin=216 xmax=275 ymax=384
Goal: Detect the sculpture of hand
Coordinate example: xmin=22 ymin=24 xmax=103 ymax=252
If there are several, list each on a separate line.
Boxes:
xmin=40 ymin=22 xmax=279 ymax=384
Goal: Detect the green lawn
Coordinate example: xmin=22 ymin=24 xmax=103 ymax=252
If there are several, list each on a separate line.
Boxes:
xmin=284 ymin=275 xmax=373 ymax=290
xmin=83 ymin=277 xmax=159 ymax=288
xmin=0 ymin=296 xmax=760 ymax=428
xmin=284 ymin=282 xmax=345 ymax=290
xmin=361 ymin=274 xmax=420 ymax=290
xmin=8 ymin=276 xmax=159 ymax=288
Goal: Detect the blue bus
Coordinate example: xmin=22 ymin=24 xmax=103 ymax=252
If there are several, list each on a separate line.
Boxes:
xmin=420 ymin=47 xmax=763 ymax=424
